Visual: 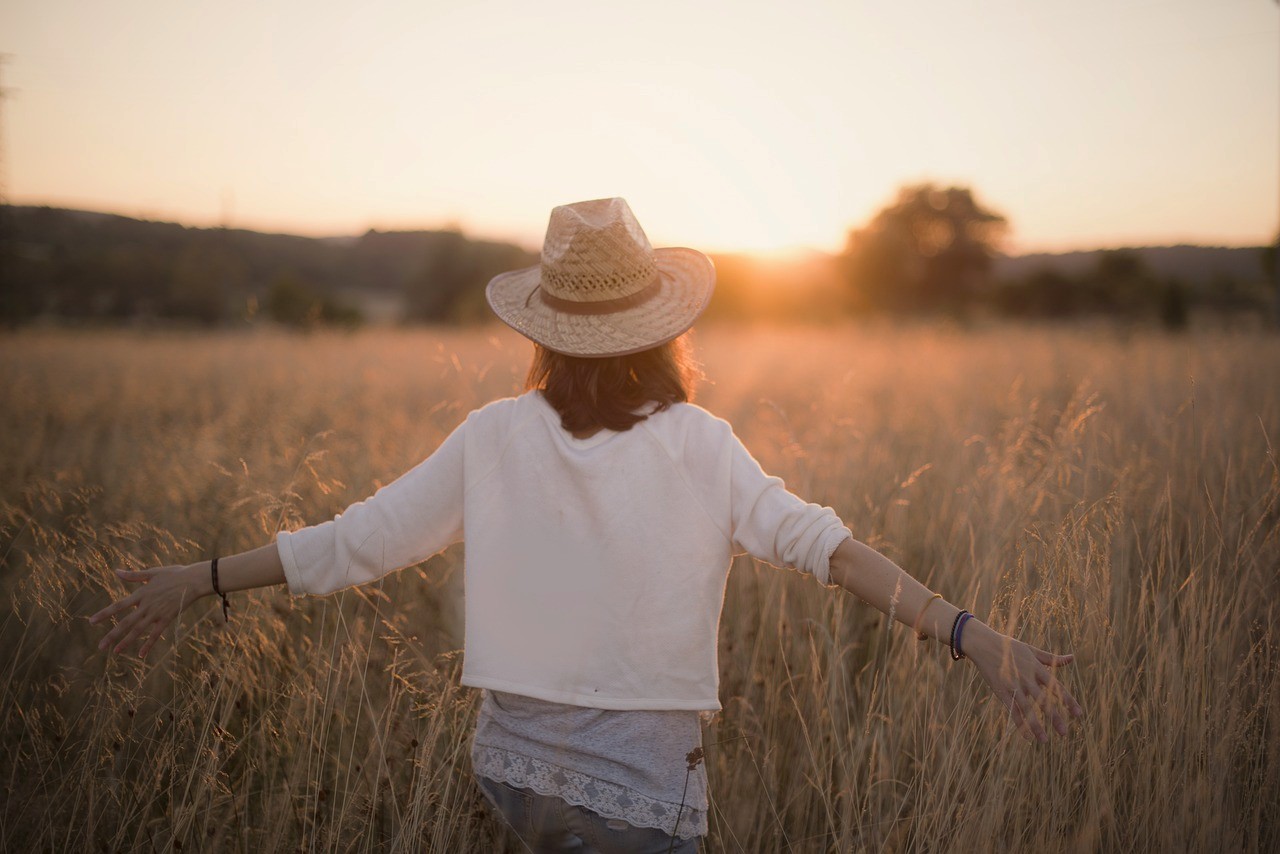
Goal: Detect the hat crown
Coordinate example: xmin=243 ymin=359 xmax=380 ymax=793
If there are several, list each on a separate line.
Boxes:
xmin=540 ymin=198 xmax=658 ymax=303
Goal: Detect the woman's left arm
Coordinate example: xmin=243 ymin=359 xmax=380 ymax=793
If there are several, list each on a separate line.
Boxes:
xmin=90 ymin=413 xmax=471 ymax=658
xmin=828 ymin=537 xmax=1085 ymax=744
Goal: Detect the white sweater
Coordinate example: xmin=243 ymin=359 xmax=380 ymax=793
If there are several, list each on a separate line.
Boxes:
xmin=276 ymin=390 xmax=852 ymax=711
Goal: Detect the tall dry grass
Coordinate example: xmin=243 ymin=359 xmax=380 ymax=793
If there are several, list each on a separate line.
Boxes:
xmin=1 ymin=323 xmax=1277 ymax=852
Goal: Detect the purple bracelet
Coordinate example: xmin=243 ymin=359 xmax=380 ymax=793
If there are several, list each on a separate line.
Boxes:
xmin=951 ymin=611 xmax=975 ymax=660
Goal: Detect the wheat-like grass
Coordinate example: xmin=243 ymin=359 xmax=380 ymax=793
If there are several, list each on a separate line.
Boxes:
xmin=1 ymin=322 xmax=1276 ymax=852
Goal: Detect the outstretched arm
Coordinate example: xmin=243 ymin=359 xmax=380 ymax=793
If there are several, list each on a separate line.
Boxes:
xmin=89 ymin=542 xmax=285 ymax=657
xmin=828 ymin=537 xmax=1085 ymax=744
xmin=90 ymin=411 xmax=470 ymax=658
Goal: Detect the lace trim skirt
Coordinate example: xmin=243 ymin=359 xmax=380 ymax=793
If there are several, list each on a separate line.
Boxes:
xmin=473 ymin=744 xmax=708 ymax=840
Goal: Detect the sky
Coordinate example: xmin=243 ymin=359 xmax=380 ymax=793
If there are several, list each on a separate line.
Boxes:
xmin=2 ymin=0 xmax=1277 ymax=255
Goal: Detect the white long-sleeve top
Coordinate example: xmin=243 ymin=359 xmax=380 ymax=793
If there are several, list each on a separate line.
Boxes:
xmin=276 ymin=390 xmax=852 ymax=711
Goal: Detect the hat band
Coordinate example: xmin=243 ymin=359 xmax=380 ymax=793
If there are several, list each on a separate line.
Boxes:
xmin=535 ymin=274 xmax=663 ymax=315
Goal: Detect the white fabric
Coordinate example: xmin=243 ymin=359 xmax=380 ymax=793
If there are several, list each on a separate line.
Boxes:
xmin=472 ymin=744 xmax=708 ymax=840
xmin=276 ymin=390 xmax=852 ymax=711
xmin=472 ymin=689 xmax=708 ymax=839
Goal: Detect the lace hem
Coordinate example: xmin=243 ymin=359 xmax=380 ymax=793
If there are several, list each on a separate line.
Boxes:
xmin=473 ymin=744 xmax=708 ymax=839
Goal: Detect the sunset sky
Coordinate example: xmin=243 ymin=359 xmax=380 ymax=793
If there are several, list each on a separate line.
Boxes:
xmin=3 ymin=0 xmax=1277 ymax=255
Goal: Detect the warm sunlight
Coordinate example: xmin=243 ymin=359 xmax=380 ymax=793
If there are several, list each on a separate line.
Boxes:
xmin=4 ymin=0 xmax=1276 ymax=254
xmin=4 ymin=3 xmax=1280 ymax=850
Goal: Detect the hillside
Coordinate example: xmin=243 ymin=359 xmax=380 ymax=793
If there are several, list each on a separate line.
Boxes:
xmin=993 ymin=245 xmax=1268 ymax=291
xmin=1 ymin=205 xmax=536 ymax=323
xmin=1 ymin=205 xmax=1271 ymax=324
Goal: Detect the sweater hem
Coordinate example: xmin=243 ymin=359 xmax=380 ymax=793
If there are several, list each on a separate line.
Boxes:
xmin=461 ymin=674 xmax=722 ymax=712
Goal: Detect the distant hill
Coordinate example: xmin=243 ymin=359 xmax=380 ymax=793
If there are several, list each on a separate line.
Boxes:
xmin=1 ymin=204 xmax=1270 ymax=324
xmin=2 ymin=205 xmax=535 ymax=323
xmin=993 ymin=245 xmax=1268 ymax=291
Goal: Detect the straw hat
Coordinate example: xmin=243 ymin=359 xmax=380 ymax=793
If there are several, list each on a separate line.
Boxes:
xmin=486 ymin=198 xmax=715 ymax=357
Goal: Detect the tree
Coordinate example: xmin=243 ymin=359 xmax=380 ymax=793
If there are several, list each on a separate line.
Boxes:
xmin=404 ymin=231 xmax=535 ymax=323
xmin=841 ymin=183 xmax=1008 ymax=314
xmin=168 ymin=245 xmax=230 ymax=324
xmin=1084 ymin=249 xmax=1161 ymax=318
xmin=994 ymin=267 xmax=1078 ymax=318
xmin=1159 ymin=279 xmax=1189 ymax=331
xmin=263 ymin=271 xmax=362 ymax=329
xmin=263 ymin=270 xmax=317 ymax=326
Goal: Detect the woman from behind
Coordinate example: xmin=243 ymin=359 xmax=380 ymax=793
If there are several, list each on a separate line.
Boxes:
xmin=91 ymin=197 xmax=1084 ymax=853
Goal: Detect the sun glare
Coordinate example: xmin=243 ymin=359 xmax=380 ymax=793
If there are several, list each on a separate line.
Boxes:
xmin=5 ymin=1 xmax=1276 ymax=253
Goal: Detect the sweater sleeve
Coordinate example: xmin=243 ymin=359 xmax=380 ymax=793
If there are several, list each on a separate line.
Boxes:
xmin=725 ymin=425 xmax=852 ymax=586
xmin=274 ymin=418 xmax=467 ymax=597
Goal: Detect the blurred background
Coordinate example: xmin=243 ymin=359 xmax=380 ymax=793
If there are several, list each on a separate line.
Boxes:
xmin=0 ymin=0 xmax=1276 ymax=331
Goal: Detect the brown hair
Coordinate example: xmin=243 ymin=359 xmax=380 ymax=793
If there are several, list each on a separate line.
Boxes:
xmin=526 ymin=335 xmax=698 ymax=433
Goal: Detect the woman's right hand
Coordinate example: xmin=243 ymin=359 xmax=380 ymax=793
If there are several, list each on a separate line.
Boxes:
xmin=89 ymin=563 xmax=210 ymax=657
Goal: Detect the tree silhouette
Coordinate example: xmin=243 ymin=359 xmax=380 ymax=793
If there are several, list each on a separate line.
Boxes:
xmin=264 ymin=269 xmax=362 ymax=328
xmin=404 ymin=231 xmax=534 ymax=323
xmin=1087 ymin=249 xmax=1160 ymax=317
xmin=841 ymin=183 xmax=1008 ymax=314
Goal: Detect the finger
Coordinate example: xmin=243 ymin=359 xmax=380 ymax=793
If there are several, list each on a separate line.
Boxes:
xmin=1037 ymin=675 xmax=1069 ymax=715
xmin=1007 ymin=694 xmax=1036 ymax=743
xmin=1030 ymin=681 xmax=1070 ymax=736
xmin=1059 ymin=686 xmax=1085 ymax=718
xmin=115 ymin=567 xmax=158 ymax=584
xmin=89 ymin=590 xmax=143 ymax=625
xmin=1015 ymin=690 xmax=1049 ymax=743
xmin=138 ymin=620 xmax=165 ymax=658
xmin=1033 ymin=646 xmax=1074 ymax=667
xmin=113 ymin=615 xmax=154 ymax=655
xmin=99 ymin=607 xmax=146 ymax=651
xmin=1034 ymin=666 xmax=1061 ymax=695
xmin=1036 ymin=668 xmax=1085 ymax=718
xmin=1045 ymin=701 xmax=1070 ymax=737
xmin=1026 ymin=681 xmax=1072 ymax=737
xmin=1020 ymin=678 xmax=1047 ymax=708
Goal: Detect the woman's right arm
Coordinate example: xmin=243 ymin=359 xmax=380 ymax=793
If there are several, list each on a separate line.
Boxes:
xmin=89 ymin=542 xmax=286 ymax=657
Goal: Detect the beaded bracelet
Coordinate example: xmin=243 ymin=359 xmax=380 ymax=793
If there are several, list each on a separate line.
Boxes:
xmin=948 ymin=609 xmax=971 ymax=660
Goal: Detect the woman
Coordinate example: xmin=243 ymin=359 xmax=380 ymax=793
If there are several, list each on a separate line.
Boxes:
xmin=90 ymin=198 xmax=1084 ymax=853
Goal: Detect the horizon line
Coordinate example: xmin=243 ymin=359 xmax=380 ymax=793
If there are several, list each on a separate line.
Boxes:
xmin=9 ymin=197 xmax=1274 ymax=259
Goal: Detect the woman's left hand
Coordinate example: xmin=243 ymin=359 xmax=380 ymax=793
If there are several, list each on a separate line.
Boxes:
xmin=962 ymin=620 xmax=1085 ymax=743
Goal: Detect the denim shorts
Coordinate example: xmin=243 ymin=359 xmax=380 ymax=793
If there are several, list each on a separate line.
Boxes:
xmin=476 ymin=775 xmax=701 ymax=854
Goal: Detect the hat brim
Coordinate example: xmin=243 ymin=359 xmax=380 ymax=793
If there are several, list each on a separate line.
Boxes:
xmin=485 ymin=247 xmax=716 ymax=358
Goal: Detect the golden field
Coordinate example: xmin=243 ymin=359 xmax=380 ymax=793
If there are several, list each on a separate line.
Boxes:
xmin=1 ymin=322 xmax=1277 ymax=852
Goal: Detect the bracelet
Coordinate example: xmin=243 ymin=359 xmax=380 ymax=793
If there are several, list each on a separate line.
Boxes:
xmin=951 ymin=611 xmax=974 ymax=660
xmin=211 ymin=557 xmax=230 ymax=623
xmin=949 ymin=609 xmax=971 ymax=660
xmin=913 ymin=593 xmax=943 ymax=641
xmin=956 ymin=612 xmax=975 ymax=658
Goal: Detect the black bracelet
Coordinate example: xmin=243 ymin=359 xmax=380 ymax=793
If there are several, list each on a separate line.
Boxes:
xmin=211 ymin=557 xmax=230 ymax=623
xmin=955 ymin=613 xmax=974 ymax=659
xmin=949 ymin=609 xmax=970 ymax=660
